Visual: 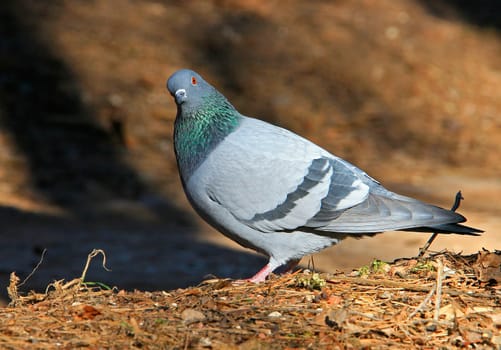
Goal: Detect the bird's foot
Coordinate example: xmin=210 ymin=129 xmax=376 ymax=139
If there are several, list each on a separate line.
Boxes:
xmin=238 ymin=259 xmax=301 ymax=284
xmin=244 ymin=263 xmax=273 ymax=283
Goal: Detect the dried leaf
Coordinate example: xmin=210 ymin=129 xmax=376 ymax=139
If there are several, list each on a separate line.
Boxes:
xmin=492 ymin=335 xmax=501 ymax=346
xmin=377 ymin=327 xmax=395 ymax=337
xmin=463 ymin=329 xmax=483 ymax=344
xmin=181 ymin=308 xmax=206 ymax=325
xmin=473 ymin=251 xmax=501 ymax=283
xmin=487 ymin=312 xmax=501 ymax=326
xmin=73 ymin=305 xmax=101 ymax=321
xmin=326 ymin=294 xmax=343 ymax=306
xmin=472 ymin=306 xmax=494 ymax=313
xmin=325 ymin=308 xmax=348 ymax=329
xmin=267 ymin=311 xmax=282 ymax=318
xmin=439 ymin=303 xmax=464 ymax=321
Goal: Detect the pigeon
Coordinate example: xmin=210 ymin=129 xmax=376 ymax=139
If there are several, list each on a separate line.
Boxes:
xmin=166 ymin=69 xmax=482 ymax=282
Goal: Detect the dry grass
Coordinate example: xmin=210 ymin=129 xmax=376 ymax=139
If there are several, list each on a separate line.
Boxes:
xmin=1 ymin=250 xmax=499 ymax=349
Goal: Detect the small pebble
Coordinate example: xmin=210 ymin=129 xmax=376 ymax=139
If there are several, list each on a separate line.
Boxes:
xmin=425 ymin=322 xmax=437 ymax=332
xmin=199 ymin=337 xmax=212 ymax=347
xmin=181 ymin=308 xmax=206 ymax=324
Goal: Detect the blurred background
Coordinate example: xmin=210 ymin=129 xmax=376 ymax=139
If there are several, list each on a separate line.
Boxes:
xmin=0 ymin=0 xmax=499 ymax=299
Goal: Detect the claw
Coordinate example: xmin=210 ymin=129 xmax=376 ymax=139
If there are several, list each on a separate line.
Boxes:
xmin=246 ymin=263 xmax=273 ymax=283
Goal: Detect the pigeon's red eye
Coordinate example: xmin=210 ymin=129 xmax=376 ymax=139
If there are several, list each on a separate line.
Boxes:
xmin=191 ymin=76 xmax=197 ymax=85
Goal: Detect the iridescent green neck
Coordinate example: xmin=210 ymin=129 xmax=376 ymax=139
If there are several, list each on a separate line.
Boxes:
xmin=174 ymin=92 xmax=241 ymax=182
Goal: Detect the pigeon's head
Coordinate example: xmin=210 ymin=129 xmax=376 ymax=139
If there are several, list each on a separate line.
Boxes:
xmin=167 ymin=69 xmax=215 ymax=110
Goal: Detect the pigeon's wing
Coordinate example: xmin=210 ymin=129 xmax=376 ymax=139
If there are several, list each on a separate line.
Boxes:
xmin=200 ymin=117 xmax=370 ymax=232
xmin=198 ymin=117 xmax=471 ymax=235
xmin=306 ymin=188 xmax=468 ymax=233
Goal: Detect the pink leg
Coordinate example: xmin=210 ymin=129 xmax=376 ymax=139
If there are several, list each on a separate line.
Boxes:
xmin=244 ymin=258 xmax=300 ymax=283
xmin=246 ymin=263 xmax=273 ymax=283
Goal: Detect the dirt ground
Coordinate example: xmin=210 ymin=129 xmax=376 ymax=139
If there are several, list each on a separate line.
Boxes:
xmin=2 ymin=251 xmax=501 ymax=349
xmin=0 ymin=0 xmax=500 ymax=348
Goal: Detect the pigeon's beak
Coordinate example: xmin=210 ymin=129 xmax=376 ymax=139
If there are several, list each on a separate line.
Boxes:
xmin=174 ymin=89 xmax=187 ymax=105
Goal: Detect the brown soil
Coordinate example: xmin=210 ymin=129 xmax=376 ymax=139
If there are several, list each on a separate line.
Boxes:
xmin=3 ymin=251 xmax=500 ymax=349
xmin=0 ymin=0 xmax=500 ymax=348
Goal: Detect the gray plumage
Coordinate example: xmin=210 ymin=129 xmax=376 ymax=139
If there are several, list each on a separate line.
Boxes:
xmin=166 ymin=69 xmax=482 ymax=282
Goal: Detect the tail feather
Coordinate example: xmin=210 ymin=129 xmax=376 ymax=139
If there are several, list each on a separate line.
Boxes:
xmin=421 ymin=223 xmax=483 ymax=235
xmin=312 ymin=192 xmax=483 ymax=235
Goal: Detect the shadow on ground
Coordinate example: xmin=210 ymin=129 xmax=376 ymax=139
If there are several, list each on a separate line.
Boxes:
xmin=0 ymin=206 xmax=266 ymax=302
xmin=0 ymin=1 xmax=268 ymax=301
xmin=0 ymin=1 xmax=149 ymax=208
xmin=418 ymin=0 xmax=501 ymax=30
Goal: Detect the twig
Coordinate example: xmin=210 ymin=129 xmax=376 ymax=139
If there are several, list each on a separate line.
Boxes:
xmin=306 ymin=256 xmax=316 ymax=272
xmin=183 ymin=331 xmax=190 ymax=350
xmin=7 ymin=272 xmax=21 ymax=304
xmin=450 ymin=191 xmax=463 ymax=212
xmin=433 ymin=258 xmax=444 ymax=321
xmin=418 ymin=191 xmax=463 ymax=258
xmin=407 ymin=284 xmax=436 ymax=320
xmin=80 ymin=249 xmax=111 ymax=283
xmin=329 ymin=276 xmax=433 ymax=292
xmin=329 ymin=276 xmax=493 ymax=298
xmin=39 ymin=249 xmax=113 ymax=299
xmin=18 ymin=248 xmax=47 ymax=287
xmin=397 ymin=323 xmax=414 ymax=345
xmin=350 ymin=310 xmax=381 ymax=321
